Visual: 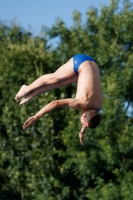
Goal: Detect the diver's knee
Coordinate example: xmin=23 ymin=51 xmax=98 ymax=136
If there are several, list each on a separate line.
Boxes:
xmin=45 ymin=74 xmax=58 ymax=84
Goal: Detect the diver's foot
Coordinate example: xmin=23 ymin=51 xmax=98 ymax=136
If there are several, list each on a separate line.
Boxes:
xmin=15 ymin=85 xmax=27 ymax=102
xmin=19 ymin=94 xmax=32 ymax=106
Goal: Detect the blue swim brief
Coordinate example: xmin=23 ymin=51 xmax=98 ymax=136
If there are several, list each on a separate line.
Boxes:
xmin=73 ymin=54 xmax=94 ymax=75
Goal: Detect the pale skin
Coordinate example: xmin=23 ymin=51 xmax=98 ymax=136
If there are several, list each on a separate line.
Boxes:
xmin=15 ymin=58 xmax=103 ymax=145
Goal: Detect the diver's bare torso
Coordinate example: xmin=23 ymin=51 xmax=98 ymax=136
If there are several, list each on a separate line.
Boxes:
xmin=75 ymin=60 xmax=103 ymax=111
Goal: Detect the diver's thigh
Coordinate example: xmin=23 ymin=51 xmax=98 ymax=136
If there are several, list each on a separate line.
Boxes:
xmin=53 ymin=58 xmax=75 ymax=81
xmin=59 ymin=74 xmax=78 ymax=87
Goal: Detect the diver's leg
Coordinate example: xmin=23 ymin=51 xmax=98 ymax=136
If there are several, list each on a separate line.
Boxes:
xmin=20 ymin=75 xmax=78 ymax=106
xmin=15 ymin=58 xmax=75 ymax=102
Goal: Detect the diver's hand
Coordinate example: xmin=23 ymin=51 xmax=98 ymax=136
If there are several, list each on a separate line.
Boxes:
xmin=79 ymin=125 xmax=86 ymax=145
xmin=23 ymin=116 xmax=37 ymax=130
xmin=79 ymin=132 xmax=84 ymax=145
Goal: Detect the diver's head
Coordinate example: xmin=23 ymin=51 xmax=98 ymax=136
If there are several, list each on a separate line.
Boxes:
xmin=80 ymin=110 xmax=101 ymax=129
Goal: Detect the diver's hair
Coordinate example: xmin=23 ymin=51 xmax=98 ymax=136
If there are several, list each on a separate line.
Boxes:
xmin=84 ymin=110 xmax=101 ymax=129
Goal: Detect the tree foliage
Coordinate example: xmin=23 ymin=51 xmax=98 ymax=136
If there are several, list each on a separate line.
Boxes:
xmin=0 ymin=0 xmax=133 ymax=199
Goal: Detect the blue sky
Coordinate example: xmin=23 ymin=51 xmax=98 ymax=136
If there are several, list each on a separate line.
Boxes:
xmin=0 ymin=0 xmax=111 ymax=34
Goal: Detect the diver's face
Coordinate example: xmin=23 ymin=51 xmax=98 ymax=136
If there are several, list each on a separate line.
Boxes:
xmin=80 ymin=114 xmax=90 ymax=128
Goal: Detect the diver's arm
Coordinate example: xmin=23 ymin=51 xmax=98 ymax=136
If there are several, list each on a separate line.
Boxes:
xmin=23 ymin=99 xmax=80 ymax=130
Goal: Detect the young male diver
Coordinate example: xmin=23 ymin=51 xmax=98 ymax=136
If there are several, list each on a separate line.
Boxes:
xmin=15 ymin=54 xmax=103 ymax=145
